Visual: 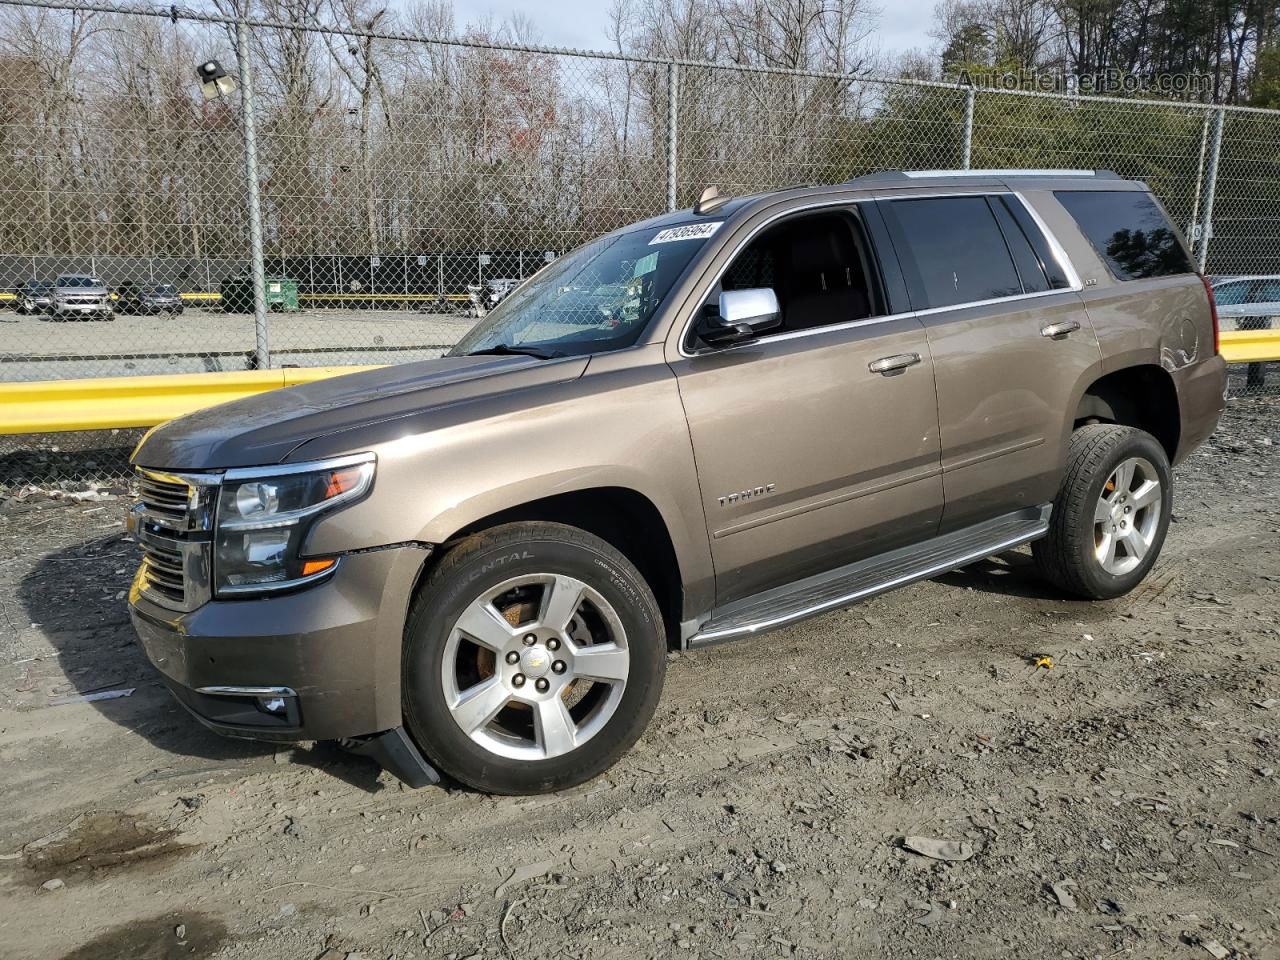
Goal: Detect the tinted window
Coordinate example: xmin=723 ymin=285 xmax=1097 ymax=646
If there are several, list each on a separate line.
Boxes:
xmin=885 ymin=196 xmax=1023 ymax=309
xmin=989 ymin=198 xmax=1050 ymax=294
xmin=1055 ymin=190 xmax=1193 ymax=281
xmin=699 ymin=208 xmax=882 ymax=342
xmin=1000 ymin=196 xmax=1071 ymax=289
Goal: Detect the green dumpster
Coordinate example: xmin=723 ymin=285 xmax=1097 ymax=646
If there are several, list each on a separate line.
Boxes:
xmin=220 ymin=274 xmax=299 ymax=313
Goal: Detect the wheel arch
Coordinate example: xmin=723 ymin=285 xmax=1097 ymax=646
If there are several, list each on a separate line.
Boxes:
xmin=1072 ymin=364 xmax=1180 ymax=461
xmin=412 ymin=486 xmax=688 ymax=649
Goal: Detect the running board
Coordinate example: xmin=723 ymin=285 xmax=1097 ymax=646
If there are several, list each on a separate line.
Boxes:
xmin=687 ymin=504 xmax=1050 ymax=647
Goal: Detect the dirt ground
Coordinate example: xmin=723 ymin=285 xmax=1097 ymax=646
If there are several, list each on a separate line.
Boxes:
xmin=0 ymin=402 xmax=1277 ymax=960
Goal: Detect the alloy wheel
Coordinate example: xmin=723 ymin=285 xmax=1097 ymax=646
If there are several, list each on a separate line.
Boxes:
xmin=1093 ymin=456 xmax=1162 ymax=576
xmin=441 ymin=573 xmax=630 ymax=761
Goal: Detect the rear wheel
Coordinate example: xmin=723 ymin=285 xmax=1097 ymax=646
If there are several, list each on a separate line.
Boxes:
xmin=1033 ymin=424 xmax=1171 ymax=599
xmin=403 ymin=522 xmax=665 ymax=794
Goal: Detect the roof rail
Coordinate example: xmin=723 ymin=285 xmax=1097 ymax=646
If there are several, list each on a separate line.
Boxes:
xmin=848 ymin=168 xmax=1121 ymax=183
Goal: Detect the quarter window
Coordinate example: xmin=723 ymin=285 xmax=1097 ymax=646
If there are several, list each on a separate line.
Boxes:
xmin=1055 ymin=190 xmax=1193 ymax=281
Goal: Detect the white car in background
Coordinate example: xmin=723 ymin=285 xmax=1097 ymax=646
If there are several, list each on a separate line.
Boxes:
xmin=1212 ymin=275 xmax=1278 ymax=388
xmin=1211 ymin=275 xmax=1280 ymax=329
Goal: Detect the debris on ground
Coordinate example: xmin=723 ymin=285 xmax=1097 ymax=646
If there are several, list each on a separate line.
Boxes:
xmin=901 ymin=836 xmax=975 ymax=862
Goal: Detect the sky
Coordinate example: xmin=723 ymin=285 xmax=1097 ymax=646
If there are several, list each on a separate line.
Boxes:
xmin=462 ymin=0 xmax=938 ymax=61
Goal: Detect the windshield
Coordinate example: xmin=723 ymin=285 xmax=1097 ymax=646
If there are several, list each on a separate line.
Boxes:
xmin=152 ymin=284 xmax=177 ymax=295
xmin=56 ymin=276 xmax=98 ymax=288
xmin=449 ymin=222 xmax=721 ymax=358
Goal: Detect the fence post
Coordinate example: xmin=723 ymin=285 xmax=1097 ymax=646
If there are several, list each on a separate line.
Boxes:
xmin=1197 ymin=106 xmax=1225 ymax=273
xmin=1188 ymin=109 xmax=1210 ymax=245
xmin=236 ymin=19 xmax=271 ymax=369
xmin=962 ymin=87 xmax=975 ymax=170
xmin=666 ymin=61 xmax=679 ymax=212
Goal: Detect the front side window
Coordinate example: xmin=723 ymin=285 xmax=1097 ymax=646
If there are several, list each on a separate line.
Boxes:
xmin=450 ymin=223 xmax=717 ymax=359
xmin=689 ymin=207 xmax=885 ymax=348
xmin=882 ymin=196 xmax=1024 ymax=309
xmin=1055 ymin=190 xmax=1193 ymax=281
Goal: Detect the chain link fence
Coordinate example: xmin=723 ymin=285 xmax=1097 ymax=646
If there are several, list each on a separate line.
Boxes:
xmin=0 ymin=0 xmax=1277 ymax=490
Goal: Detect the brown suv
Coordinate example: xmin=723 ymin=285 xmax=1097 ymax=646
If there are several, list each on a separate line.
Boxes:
xmin=128 ymin=170 xmax=1227 ymax=794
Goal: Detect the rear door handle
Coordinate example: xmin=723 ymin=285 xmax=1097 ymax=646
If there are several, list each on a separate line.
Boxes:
xmin=868 ymin=352 xmax=922 ymax=375
xmin=1040 ymin=319 xmax=1082 ymax=339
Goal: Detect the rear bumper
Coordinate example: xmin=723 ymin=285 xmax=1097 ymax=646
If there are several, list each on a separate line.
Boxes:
xmin=128 ymin=544 xmax=429 ymax=742
xmin=1172 ymin=354 xmax=1228 ymax=465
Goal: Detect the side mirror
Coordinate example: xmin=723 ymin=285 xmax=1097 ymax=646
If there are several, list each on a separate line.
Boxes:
xmin=698 ymin=288 xmax=782 ymax=345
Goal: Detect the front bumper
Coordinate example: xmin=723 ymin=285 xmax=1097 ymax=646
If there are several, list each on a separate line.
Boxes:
xmin=53 ymin=302 xmax=112 ymax=316
xmin=128 ymin=544 xmax=429 ymax=742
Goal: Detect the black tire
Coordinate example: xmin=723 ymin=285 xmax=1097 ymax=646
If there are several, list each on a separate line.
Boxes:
xmin=403 ymin=521 xmax=666 ymax=794
xmin=1033 ymin=424 xmax=1172 ymax=599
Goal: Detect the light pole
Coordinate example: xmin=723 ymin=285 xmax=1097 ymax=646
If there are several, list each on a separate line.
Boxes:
xmin=197 ymin=39 xmax=271 ymax=370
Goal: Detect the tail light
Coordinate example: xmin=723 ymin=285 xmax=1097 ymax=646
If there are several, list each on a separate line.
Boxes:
xmin=1199 ymin=274 xmax=1220 ymax=355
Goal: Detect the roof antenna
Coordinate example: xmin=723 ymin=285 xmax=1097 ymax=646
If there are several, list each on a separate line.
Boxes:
xmin=694 ymin=185 xmax=729 ymax=215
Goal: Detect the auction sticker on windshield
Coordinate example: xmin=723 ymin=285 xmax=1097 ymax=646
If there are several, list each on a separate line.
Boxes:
xmin=649 ymin=222 xmax=722 ymax=244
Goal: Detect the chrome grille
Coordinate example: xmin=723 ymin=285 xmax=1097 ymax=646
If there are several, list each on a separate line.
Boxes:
xmin=140 ymin=532 xmax=186 ymax=605
xmin=132 ymin=467 xmax=218 ymax=611
xmin=138 ymin=473 xmax=191 ymax=528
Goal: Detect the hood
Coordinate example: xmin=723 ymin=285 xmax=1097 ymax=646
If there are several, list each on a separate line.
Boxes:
xmin=55 ymin=284 xmax=108 ymax=296
xmin=133 ymin=353 xmax=588 ymax=470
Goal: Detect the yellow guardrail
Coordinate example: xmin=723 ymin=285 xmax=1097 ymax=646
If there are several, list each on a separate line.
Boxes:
xmin=1219 ymin=328 xmax=1280 ymax=364
xmin=0 ymin=332 xmax=1275 ymax=437
xmin=0 ymin=366 xmax=379 ymax=435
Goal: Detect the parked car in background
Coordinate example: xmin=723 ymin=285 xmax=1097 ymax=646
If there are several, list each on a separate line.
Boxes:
xmin=1211 ymin=275 xmax=1279 ymax=387
xmin=14 ymin=280 xmax=52 ymax=314
xmin=116 ymin=280 xmax=184 ymax=316
xmin=1210 ymin=275 xmax=1280 ymax=328
xmin=50 ymin=274 xmax=113 ymax=321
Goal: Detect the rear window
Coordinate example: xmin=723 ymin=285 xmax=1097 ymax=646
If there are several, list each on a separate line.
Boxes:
xmin=1055 ymin=190 xmax=1193 ymax=281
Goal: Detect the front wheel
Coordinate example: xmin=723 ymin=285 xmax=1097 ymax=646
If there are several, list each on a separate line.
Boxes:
xmin=403 ymin=521 xmax=666 ymax=794
xmin=1033 ymin=424 xmax=1172 ymax=599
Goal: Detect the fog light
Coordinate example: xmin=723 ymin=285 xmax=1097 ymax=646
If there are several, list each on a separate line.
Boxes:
xmin=258 ymin=696 xmax=288 ymax=715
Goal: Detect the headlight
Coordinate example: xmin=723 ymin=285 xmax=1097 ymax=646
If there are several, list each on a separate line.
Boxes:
xmin=213 ymin=453 xmax=374 ymax=595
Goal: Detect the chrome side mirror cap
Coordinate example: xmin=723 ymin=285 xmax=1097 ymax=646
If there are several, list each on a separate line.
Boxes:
xmin=700 ymin=287 xmax=782 ymax=344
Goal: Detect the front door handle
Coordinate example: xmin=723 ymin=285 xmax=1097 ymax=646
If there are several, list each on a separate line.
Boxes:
xmin=1041 ymin=319 xmax=1082 ymax=339
xmin=868 ymin=352 xmax=922 ymax=375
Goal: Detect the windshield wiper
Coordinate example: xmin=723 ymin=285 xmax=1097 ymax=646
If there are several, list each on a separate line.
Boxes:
xmin=466 ymin=343 xmax=562 ymax=360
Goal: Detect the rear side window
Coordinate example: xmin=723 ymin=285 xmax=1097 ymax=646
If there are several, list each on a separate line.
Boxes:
xmin=1055 ymin=190 xmax=1193 ymax=281
xmin=882 ymin=196 xmax=1023 ymax=309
